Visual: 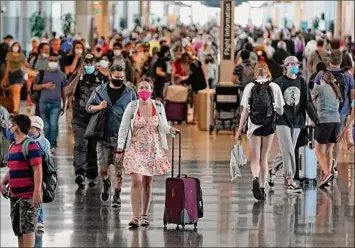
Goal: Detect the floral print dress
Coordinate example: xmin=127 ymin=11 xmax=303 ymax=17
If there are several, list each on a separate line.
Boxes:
xmin=123 ymin=107 xmax=170 ymax=176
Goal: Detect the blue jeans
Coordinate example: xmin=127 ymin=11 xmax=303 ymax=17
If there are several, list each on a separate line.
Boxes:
xmin=39 ymin=101 xmax=61 ymax=148
xmin=37 ymin=205 xmax=44 ymax=224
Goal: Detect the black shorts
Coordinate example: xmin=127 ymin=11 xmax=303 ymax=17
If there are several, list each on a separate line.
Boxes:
xmin=253 ymin=122 xmax=276 ymax=137
xmin=315 ymin=122 xmax=341 ymax=144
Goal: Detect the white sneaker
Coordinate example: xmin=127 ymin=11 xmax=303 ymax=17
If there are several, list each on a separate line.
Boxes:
xmin=36 ymin=223 xmax=44 ymax=232
xmin=287 ymin=182 xmax=302 ymax=193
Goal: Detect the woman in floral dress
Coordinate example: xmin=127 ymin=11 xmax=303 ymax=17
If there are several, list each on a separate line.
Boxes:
xmin=116 ymin=77 xmax=179 ymax=228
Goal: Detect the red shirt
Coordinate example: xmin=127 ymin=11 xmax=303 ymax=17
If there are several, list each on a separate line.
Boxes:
xmin=7 ymin=141 xmax=42 ymax=199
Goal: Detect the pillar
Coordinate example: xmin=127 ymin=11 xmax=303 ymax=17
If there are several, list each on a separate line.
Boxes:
xmin=219 ymin=0 xmax=235 ymax=83
xmin=334 ymin=0 xmax=342 ymax=38
xmin=294 ymin=1 xmax=302 ymax=31
xmin=143 ymin=0 xmax=150 ymax=27
xmin=101 ymin=0 xmax=109 ymax=39
xmin=75 ymin=0 xmax=90 ymax=42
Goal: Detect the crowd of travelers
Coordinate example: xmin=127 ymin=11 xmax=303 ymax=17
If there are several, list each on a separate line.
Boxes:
xmin=0 ymin=20 xmax=354 ymax=247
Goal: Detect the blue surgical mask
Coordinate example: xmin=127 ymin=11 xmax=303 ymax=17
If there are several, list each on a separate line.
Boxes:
xmin=6 ymin=128 xmax=15 ymax=142
xmin=289 ymin=65 xmax=299 ymax=75
xmin=84 ymin=65 xmax=95 ymax=74
xmin=28 ymin=132 xmax=39 ymax=139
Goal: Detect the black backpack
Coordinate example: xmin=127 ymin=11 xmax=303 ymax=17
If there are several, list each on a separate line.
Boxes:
xmin=21 ymin=138 xmax=58 ymax=203
xmin=330 ymin=70 xmax=349 ymax=110
xmin=248 ymin=81 xmax=276 ymax=126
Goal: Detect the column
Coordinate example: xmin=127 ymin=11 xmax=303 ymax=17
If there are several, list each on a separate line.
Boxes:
xmin=101 ymin=0 xmax=109 ymax=39
xmin=75 ymin=0 xmax=90 ymax=42
xmin=219 ymin=0 xmax=235 ymax=83
xmin=294 ymin=1 xmax=302 ymax=31
xmin=334 ymin=0 xmax=342 ymax=38
xmin=143 ymin=0 xmax=150 ymax=27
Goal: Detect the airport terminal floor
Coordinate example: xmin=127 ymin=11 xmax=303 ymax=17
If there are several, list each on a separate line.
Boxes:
xmin=0 ymin=112 xmax=354 ymax=247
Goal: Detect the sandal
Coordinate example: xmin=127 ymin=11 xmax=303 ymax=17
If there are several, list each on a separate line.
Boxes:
xmin=140 ymin=215 xmax=150 ymax=227
xmin=128 ymin=216 xmax=140 ymax=228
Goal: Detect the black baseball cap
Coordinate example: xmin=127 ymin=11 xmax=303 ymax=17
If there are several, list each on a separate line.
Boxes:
xmin=83 ymin=53 xmax=95 ymax=64
xmin=4 ymin=34 xmax=14 ymax=40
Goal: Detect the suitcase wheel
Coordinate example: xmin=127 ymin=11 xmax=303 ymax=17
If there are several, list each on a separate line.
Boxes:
xmin=194 ymin=223 xmax=197 ymax=231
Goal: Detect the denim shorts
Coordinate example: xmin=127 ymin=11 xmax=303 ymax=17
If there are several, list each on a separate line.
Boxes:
xmin=8 ymin=70 xmax=24 ymax=85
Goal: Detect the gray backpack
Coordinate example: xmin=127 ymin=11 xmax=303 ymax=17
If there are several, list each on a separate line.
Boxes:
xmin=241 ymin=62 xmax=255 ymax=85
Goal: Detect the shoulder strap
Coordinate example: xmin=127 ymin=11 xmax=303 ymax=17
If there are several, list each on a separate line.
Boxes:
xmin=32 ymin=55 xmax=39 ymax=69
xmin=315 ymin=51 xmax=322 ymax=61
xmin=39 ymin=70 xmax=45 ymax=84
xmin=21 ymin=138 xmax=32 ymax=158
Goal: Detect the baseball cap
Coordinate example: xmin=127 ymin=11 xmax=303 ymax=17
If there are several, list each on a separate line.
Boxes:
xmin=83 ymin=53 xmax=95 ymax=64
xmin=4 ymin=34 xmax=14 ymax=40
xmin=329 ymin=50 xmax=342 ymax=65
xmin=283 ymin=56 xmax=301 ymax=66
xmin=30 ymin=116 xmax=44 ymax=130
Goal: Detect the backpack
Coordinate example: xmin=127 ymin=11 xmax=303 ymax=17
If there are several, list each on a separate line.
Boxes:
xmin=330 ymin=70 xmax=349 ymax=110
xmin=30 ymin=70 xmax=44 ymax=104
xmin=21 ymin=138 xmax=58 ymax=203
xmin=241 ymin=62 xmax=255 ymax=85
xmin=248 ymin=81 xmax=276 ymax=126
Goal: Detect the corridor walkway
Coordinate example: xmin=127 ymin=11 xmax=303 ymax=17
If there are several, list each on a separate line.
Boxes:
xmin=0 ymin=114 xmax=354 ymax=247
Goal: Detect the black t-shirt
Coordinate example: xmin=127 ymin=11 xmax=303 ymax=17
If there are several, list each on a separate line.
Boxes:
xmin=63 ymin=54 xmax=82 ymax=79
xmin=153 ymin=57 xmax=167 ymax=84
xmin=0 ymin=42 xmax=9 ymax=66
xmin=107 ymin=84 xmax=125 ymax=105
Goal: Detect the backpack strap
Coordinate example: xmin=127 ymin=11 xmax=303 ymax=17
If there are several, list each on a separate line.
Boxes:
xmin=39 ymin=70 xmax=45 ymax=84
xmin=32 ymin=55 xmax=40 ymax=69
xmin=21 ymin=138 xmax=33 ymax=159
xmin=315 ymin=51 xmax=322 ymax=61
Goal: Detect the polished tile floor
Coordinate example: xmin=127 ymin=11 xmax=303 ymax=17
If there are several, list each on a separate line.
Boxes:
xmin=0 ymin=113 xmax=354 ymax=247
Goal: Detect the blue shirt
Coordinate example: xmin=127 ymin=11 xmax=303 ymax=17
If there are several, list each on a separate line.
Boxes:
xmin=34 ymin=69 xmax=68 ymax=103
xmin=314 ymin=67 xmax=354 ymax=115
xmin=32 ymin=135 xmax=51 ymax=155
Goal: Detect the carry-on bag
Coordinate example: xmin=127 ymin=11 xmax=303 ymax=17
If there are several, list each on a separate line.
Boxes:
xmin=163 ymin=132 xmax=203 ymax=230
xmin=297 ymin=127 xmax=317 ymax=187
xmin=165 ymin=101 xmax=188 ymax=123
xmin=0 ymin=88 xmax=14 ymax=113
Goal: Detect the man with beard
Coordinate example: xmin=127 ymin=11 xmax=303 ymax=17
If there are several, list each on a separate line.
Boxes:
xmin=72 ymin=53 xmax=109 ymax=188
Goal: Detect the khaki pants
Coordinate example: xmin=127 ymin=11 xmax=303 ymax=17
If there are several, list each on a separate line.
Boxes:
xmin=9 ymin=84 xmax=22 ymax=113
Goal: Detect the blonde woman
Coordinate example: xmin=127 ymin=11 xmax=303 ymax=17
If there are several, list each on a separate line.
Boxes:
xmin=116 ymin=77 xmax=179 ymax=228
xmin=2 ymin=42 xmax=26 ymax=114
xmin=236 ymin=62 xmax=284 ymax=201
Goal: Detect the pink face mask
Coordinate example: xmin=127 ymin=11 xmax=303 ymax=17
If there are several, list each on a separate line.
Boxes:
xmin=138 ymin=90 xmax=152 ymax=101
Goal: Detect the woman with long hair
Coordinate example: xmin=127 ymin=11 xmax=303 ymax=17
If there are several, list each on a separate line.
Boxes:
xmin=236 ymin=62 xmax=284 ymax=200
xmin=1 ymin=42 xmax=26 ymax=114
xmin=116 ymin=77 xmax=179 ymax=228
xmin=312 ymin=71 xmax=342 ymax=187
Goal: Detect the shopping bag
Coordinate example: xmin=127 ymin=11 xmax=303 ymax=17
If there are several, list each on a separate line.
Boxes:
xmin=229 ymin=142 xmax=247 ymax=182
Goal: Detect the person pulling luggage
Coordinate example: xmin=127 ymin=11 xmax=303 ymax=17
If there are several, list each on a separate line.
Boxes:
xmin=86 ymin=65 xmax=136 ymax=207
xmin=116 ymin=77 xmax=179 ymax=227
xmin=268 ymin=56 xmax=319 ymax=194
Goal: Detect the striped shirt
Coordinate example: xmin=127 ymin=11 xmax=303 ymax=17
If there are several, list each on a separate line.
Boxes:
xmin=8 ymin=141 xmax=42 ymax=199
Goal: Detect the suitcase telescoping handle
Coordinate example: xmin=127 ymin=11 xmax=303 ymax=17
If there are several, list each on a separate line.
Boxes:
xmin=306 ymin=126 xmax=315 ymax=149
xmin=171 ymin=131 xmax=182 ymax=178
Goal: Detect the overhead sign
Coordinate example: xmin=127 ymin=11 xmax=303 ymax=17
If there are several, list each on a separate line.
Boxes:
xmin=222 ymin=1 xmax=232 ymax=60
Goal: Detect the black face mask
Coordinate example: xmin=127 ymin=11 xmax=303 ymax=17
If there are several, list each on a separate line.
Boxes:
xmin=165 ymin=55 xmax=171 ymax=61
xmin=111 ymin=78 xmax=124 ymax=87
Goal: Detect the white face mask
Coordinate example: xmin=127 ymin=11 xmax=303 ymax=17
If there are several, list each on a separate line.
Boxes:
xmin=48 ymin=62 xmax=58 ymax=70
xmin=75 ymin=49 xmax=83 ymax=54
xmin=100 ymin=60 xmax=109 ymax=68
xmin=42 ymin=53 xmax=49 ymax=58
xmin=12 ymin=46 xmax=19 ymax=53
xmin=114 ymin=50 xmax=121 ymax=56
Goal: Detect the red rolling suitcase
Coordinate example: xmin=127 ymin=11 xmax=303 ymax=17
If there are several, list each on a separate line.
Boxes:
xmin=163 ymin=132 xmax=203 ymax=230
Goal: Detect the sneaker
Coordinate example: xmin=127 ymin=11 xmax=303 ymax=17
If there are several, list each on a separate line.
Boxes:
xmin=287 ymin=182 xmax=302 ymax=193
xmin=260 ymin=188 xmax=266 ymax=200
xmin=88 ymin=178 xmax=97 ymax=187
xmin=319 ymin=173 xmax=334 ymax=188
xmin=101 ymin=179 xmax=111 ymax=202
xmin=268 ymin=170 xmax=276 ymax=187
xmin=252 ymin=178 xmax=263 ymax=201
xmin=331 ymin=159 xmax=338 ymax=176
xmin=75 ymin=174 xmax=85 ymax=187
xmin=36 ymin=223 xmax=44 ymax=232
xmin=111 ymin=189 xmax=121 ymax=208
xmin=50 ymin=147 xmax=56 ymax=155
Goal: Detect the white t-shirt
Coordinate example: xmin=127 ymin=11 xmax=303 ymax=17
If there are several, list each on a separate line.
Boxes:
xmin=240 ymin=79 xmax=285 ymax=139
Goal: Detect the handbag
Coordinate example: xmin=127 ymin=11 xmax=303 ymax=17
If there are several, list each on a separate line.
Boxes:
xmin=0 ymin=88 xmax=14 ymax=113
xmin=63 ymin=68 xmax=82 ymax=97
xmin=84 ymin=93 xmax=109 ymax=140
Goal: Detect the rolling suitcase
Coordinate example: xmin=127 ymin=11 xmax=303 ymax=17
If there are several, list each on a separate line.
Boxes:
xmin=298 ymin=127 xmax=317 ymax=187
xmin=164 ymin=132 xmax=203 ymax=230
xmin=164 ymin=85 xmax=189 ymax=123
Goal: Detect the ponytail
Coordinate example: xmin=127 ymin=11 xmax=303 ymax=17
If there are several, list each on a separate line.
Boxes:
xmin=322 ymin=71 xmax=342 ymax=100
